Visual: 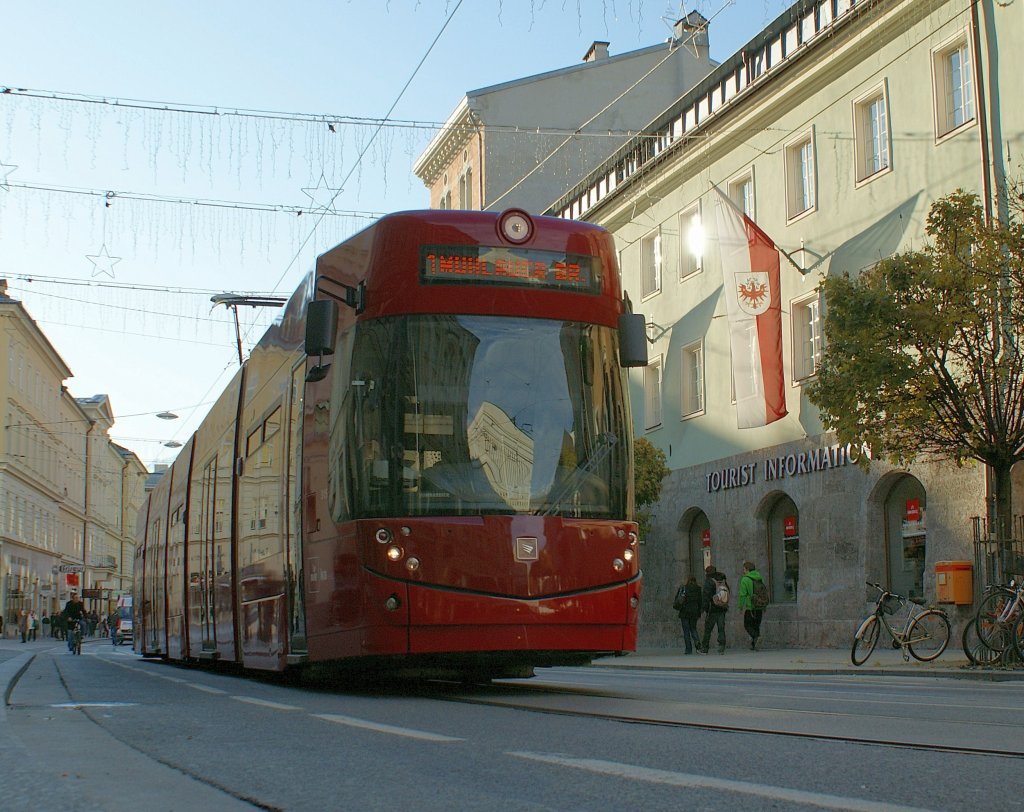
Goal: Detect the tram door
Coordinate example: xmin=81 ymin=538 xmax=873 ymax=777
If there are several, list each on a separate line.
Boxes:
xmin=285 ymin=363 xmax=307 ymax=654
xmin=146 ymin=514 xmax=165 ymax=654
xmin=238 ymin=401 xmax=287 ymax=669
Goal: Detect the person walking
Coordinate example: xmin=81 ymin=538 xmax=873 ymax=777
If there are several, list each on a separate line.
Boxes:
xmin=699 ymin=564 xmax=729 ymax=654
xmin=738 ymin=560 xmax=768 ymax=650
xmin=27 ymin=610 xmax=38 ymax=641
xmin=18 ymin=610 xmax=29 ymax=643
xmin=673 ymin=575 xmax=703 ymax=654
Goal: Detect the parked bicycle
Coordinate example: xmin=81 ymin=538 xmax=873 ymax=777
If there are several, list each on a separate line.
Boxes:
xmin=851 ymin=582 xmax=951 ymax=666
xmin=974 ymin=579 xmax=1024 ymax=658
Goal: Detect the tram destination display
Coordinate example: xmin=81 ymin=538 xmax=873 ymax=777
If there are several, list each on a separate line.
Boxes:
xmin=421 ymin=245 xmax=600 ymax=293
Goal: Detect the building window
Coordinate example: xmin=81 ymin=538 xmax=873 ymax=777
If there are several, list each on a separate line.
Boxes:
xmin=678 ymin=205 xmax=702 ymax=281
xmin=643 ymin=357 xmax=663 ymax=430
xmin=933 ymin=35 xmax=974 ymax=138
xmin=768 ymin=495 xmax=799 ymax=603
xmin=459 ymin=168 xmax=473 ymax=209
xmin=785 ymin=130 xmax=816 ymax=221
xmin=729 ymin=172 xmax=755 ymax=219
xmin=680 ymin=341 xmax=704 ymax=418
xmin=854 ymin=85 xmax=890 ymax=183
xmin=640 ymin=227 xmax=662 ymax=299
xmin=792 ymin=292 xmax=823 ymax=381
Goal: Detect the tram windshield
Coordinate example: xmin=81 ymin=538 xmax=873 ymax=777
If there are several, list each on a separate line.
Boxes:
xmin=328 ymin=315 xmax=631 ymax=519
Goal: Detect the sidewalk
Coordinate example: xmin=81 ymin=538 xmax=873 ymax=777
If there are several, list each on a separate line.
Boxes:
xmin=591 ymin=645 xmax=1024 ymax=680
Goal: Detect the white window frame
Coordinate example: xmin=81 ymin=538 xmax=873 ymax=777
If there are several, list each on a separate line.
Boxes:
xmin=785 ymin=128 xmax=816 ymax=223
xmin=640 ymin=227 xmax=662 ymax=300
xmin=680 ymin=340 xmax=705 ymax=419
xmin=792 ymin=291 xmax=823 ymax=382
xmin=678 ymin=204 xmax=702 ymax=282
xmin=932 ymin=32 xmax=975 ymax=141
xmin=853 ymin=82 xmax=891 ymax=185
xmin=643 ymin=356 xmax=663 ymax=431
xmin=728 ymin=171 xmax=756 ymax=220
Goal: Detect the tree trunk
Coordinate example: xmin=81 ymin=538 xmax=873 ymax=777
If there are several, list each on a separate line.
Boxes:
xmin=992 ymin=460 xmax=1015 ymax=540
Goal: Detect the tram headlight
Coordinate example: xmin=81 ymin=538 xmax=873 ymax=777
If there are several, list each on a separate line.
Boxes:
xmin=386 ymin=545 xmax=403 ymax=562
xmin=405 ymin=557 xmax=420 ymax=572
xmin=384 ymin=594 xmax=401 ymax=611
xmin=627 ymin=531 xmax=638 ymax=547
xmin=612 ymin=558 xmax=625 ymax=572
xmin=630 ymin=596 xmax=639 ymax=609
xmin=623 ymin=549 xmax=634 ymax=562
xmin=375 ymin=528 xmax=393 ymax=544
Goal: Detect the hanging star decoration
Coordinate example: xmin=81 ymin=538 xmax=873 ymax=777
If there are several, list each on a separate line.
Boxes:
xmin=86 ymin=244 xmax=122 ymax=278
xmin=0 ymin=161 xmax=16 ymax=191
xmin=301 ymin=172 xmax=342 ymax=214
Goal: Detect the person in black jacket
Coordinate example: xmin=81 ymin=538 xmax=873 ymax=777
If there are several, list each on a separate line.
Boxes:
xmin=674 ymin=575 xmax=703 ymax=654
xmin=699 ymin=564 xmax=728 ymax=654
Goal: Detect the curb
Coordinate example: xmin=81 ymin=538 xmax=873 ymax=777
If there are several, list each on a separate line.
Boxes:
xmin=1 ymin=652 xmax=35 ymax=718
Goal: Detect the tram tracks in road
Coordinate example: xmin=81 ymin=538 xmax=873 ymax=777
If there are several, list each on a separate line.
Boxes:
xmin=425 ymin=678 xmax=1024 ymax=760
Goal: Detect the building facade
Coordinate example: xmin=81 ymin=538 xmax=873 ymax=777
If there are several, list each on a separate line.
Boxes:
xmin=414 ymin=15 xmax=717 ymax=214
xmin=0 ymin=282 xmax=146 ymax=633
xmin=548 ymin=0 xmax=1024 ymax=647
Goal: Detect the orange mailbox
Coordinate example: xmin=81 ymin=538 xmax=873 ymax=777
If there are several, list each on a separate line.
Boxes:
xmin=935 ymin=561 xmax=973 ymax=605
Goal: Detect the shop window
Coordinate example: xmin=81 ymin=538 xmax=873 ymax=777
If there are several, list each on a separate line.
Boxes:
xmin=885 ymin=475 xmax=926 ymax=600
xmin=785 ymin=129 xmax=816 ymax=221
xmin=768 ymin=495 xmax=799 ymax=603
xmin=686 ymin=511 xmax=711 ymax=577
xmin=853 ymin=84 xmax=890 ymax=183
xmin=932 ymin=34 xmax=974 ymax=139
xmin=640 ymin=227 xmax=662 ymax=299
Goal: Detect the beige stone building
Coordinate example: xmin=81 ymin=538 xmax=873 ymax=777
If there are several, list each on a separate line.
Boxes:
xmin=548 ymin=0 xmax=1024 ymax=647
xmin=0 ymin=282 xmax=147 ymax=631
xmin=414 ymin=14 xmax=717 ymax=214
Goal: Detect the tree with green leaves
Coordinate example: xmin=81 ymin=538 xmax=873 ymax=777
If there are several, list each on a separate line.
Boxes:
xmin=808 ymin=189 xmax=1024 ymax=538
xmin=634 ymin=437 xmax=670 ymax=538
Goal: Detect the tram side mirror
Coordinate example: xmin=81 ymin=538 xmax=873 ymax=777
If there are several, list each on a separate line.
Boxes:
xmin=305 ymin=300 xmax=338 ymax=356
xmin=618 ymin=313 xmax=648 ymax=368
xmin=305 ymin=299 xmax=338 ymax=382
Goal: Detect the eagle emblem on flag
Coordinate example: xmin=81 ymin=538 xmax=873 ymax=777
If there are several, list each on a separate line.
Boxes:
xmin=735 ymin=271 xmax=771 ymax=316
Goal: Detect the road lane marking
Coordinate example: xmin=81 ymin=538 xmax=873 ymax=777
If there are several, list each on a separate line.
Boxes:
xmin=230 ymin=695 xmax=302 ymax=711
xmin=187 ymin=683 xmax=227 ymax=694
xmin=51 ymin=702 xmax=138 ymax=709
xmin=313 ymin=713 xmax=464 ymax=742
xmin=507 ymin=752 xmax=939 ymax=812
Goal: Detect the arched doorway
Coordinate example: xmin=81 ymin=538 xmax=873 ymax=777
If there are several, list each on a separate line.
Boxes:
xmin=884 ymin=474 xmax=926 ymax=600
xmin=680 ymin=509 xmax=710 ymax=579
xmin=767 ymin=494 xmax=799 ymax=603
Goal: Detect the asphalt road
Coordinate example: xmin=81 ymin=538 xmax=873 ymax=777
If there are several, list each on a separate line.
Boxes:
xmin=3 ymin=641 xmax=1022 ymax=811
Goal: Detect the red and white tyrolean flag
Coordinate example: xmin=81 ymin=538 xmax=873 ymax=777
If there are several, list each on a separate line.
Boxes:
xmin=712 ymin=186 xmax=787 ymax=428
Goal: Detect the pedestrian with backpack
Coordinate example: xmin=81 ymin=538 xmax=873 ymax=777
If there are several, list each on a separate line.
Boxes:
xmin=699 ymin=564 xmax=729 ymax=654
xmin=739 ymin=560 xmax=769 ymax=650
xmin=672 ymin=575 xmax=703 ymax=654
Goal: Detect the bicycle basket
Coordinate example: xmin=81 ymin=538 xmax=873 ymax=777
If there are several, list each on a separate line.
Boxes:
xmin=880 ymin=595 xmax=900 ymax=615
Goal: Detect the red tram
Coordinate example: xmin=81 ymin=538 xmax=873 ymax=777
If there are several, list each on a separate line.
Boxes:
xmin=134 ymin=208 xmax=648 ymax=679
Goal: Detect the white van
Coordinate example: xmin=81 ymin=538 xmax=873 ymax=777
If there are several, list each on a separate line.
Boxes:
xmin=115 ymin=595 xmax=133 ymax=645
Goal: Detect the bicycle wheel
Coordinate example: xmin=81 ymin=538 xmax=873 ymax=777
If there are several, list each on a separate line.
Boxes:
xmin=851 ymin=615 xmax=880 ymax=666
xmin=906 ymin=610 xmax=950 ymax=661
xmin=975 ymin=589 xmax=1016 ymax=652
xmin=963 ymin=617 xmax=1000 ymax=666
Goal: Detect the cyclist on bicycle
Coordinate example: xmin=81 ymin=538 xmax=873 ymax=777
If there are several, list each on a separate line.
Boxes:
xmin=63 ymin=592 xmax=86 ymax=653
